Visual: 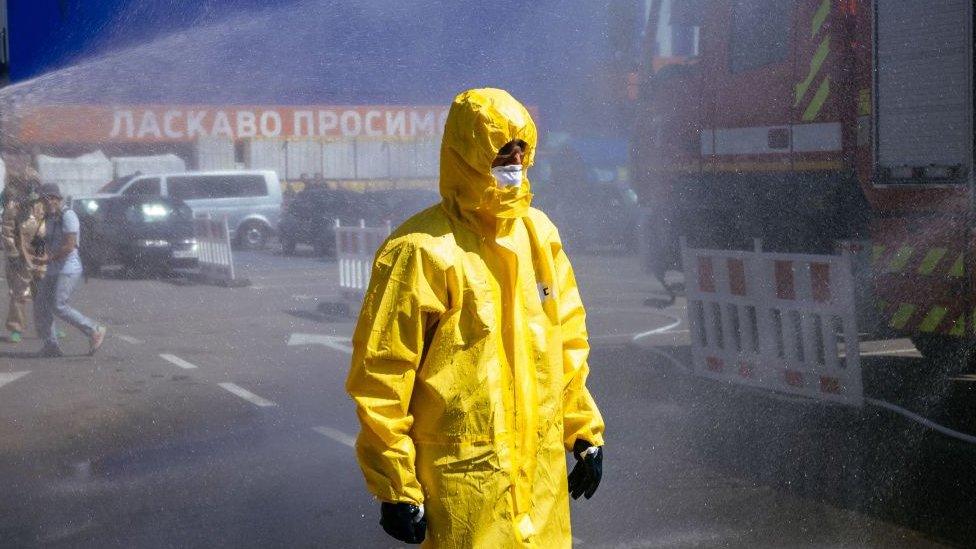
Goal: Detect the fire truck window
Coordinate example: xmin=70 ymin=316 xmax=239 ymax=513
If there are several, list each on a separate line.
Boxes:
xmin=729 ymin=0 xmax=793 ymax=73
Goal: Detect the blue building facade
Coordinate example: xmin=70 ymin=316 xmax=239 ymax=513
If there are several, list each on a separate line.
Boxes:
xmin=4 ymin=0 xmax=268 ymax=83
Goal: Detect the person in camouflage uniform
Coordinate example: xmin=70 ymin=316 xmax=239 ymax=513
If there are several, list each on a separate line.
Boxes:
xmin=2 ymin=168 xmax=46 ymax=343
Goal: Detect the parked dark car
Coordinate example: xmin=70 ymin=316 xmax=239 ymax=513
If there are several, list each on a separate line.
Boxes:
xmin=279 ymin=188 xmax=440 ymax=256
xmin=73 ymin=195 xmax=198 ymax=276
xmin=279 ymin=188 xmax=357 ymax=256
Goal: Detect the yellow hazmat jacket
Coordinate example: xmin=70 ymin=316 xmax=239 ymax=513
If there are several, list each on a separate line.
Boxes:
xmin=347 ymin=88 xmax=605 ymax=548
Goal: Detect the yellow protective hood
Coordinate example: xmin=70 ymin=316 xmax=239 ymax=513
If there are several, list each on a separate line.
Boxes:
xmin=439 ymin=88 xmax=537 ymax=234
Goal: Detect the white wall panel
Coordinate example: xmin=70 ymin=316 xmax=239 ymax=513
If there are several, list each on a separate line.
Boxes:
xmin=194 ymin=137 xmax=235 ymax=171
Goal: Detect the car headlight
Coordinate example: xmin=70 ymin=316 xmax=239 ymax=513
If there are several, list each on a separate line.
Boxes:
xmin=142 ymin=204 xmax=170 ymax=218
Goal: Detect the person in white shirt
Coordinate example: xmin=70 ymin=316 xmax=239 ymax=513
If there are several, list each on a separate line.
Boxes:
xmin=33 ymin=183 xmax=106 ymax=357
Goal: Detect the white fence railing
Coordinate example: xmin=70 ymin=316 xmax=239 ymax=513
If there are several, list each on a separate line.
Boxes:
xmin=335 ymin=219 xmax=392 ymax=307
xmin=681 ymin=239 xmax=864 ymax=406
xmin=194 ymin=213 xmax=243 ymax=286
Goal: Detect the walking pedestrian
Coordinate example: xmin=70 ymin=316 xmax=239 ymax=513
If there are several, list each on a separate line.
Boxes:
xmin=2 ymin=169 xmax=46 ymax=343
xmin=33 ymin=183 xmax=106 ymax=357
xmin=347 ymin=88 xmax=605 ymax=547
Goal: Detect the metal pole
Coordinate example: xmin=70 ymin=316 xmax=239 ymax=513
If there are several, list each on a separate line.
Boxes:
xmin=967 ymin=2 xmax=976 ymax=341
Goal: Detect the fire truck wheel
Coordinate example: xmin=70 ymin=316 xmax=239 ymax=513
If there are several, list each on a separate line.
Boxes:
xmin=910 ymin=335 xmax=976 ymax=373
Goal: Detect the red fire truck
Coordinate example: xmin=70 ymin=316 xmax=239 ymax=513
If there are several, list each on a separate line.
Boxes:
xmin=633 ymin=0 xmax=975 ymax=365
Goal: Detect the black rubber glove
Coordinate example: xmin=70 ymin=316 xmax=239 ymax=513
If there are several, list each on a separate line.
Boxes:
xmin=568 ymin=439 xmax=603 ymax=500
xmin=380 ymin=502 xmax=427 ymax=544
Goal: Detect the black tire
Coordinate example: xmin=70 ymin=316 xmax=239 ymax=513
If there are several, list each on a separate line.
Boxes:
xmin=910 ymin=334 xmax=976 ymax=374
xmin=236 ymin=221 xmax=269 ymax=250
xmin=281 ymin=236 xmax=297 ymax=256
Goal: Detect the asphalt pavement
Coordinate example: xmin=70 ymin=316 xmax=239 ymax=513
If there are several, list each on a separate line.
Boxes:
xmin=1 ymin=246 xmax=973 ymax=547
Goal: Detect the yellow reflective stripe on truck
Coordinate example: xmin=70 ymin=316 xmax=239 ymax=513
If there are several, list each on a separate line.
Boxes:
xmin=886 ymin=306 xmax=970 ymax=336
xmin=871 ymin=245 xmax=886 ymax=264
xmin=858 ymin=89 xmax=872 ymax=116
xmin=919 ymin=306 xmax=948 ymax=332
xmin=917 ymin=248 xmax=948 ymax=275
xmin=885 ymin=246 xmax=914 ymax=273
xmin=874 ymin=246 xmax=969 ymax=278
xmin=949 ymin=316 xmax=966 ymax=337
xmin=794 ymin=0 xmax=831 ymax=121
xmin=802 ymin=77 xmax=831 ymax=121
xmin=810 ymin=0 xmax=831 ymax=37
xmin=889 ymin=304 xmax=916 ymax=330
xmin=949 ymin=254 xmax=965 ymax=277
xmin=794 ymin=36 xmax=831 ymax=107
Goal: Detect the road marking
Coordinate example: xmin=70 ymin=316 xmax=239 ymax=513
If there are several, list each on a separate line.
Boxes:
xmin=159 ymin=354 xmax=199 ymax=370
xmin=0 ymin=371 xmax=30 ymax=390
xmin=593 ymin=328 xmax=690 ymax=343
xmin=631 ymin=317 xmax=684 ymax=342
xmin=115 ymin=334 xmax=143 ymax=345
xmin=218 ymin=382 xmax=276 ymax=407
xmin=312 ymin=426 xmax=356 ymax=447
xmin=288 ymin=333 xmax=353 ymax=354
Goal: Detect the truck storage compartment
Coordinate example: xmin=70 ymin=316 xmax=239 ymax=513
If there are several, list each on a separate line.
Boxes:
xmin=874 ymin=0 xmax=973 ymax=184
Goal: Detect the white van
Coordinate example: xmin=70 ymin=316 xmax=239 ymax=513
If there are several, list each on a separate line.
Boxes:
xmin=87 ymin=170 xmax=282 ymax=249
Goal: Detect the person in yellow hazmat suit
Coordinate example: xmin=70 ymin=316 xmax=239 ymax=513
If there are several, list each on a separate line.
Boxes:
xmin=347 ymin=88 xmax=605 ymax=547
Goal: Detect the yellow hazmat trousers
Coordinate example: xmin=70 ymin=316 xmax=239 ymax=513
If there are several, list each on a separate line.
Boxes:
xmin=347 ymin=88 xmax=605 ymax=548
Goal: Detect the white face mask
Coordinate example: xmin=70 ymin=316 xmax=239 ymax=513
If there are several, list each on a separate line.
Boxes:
xmin=491 ymin=165 xmax=523 ymax=188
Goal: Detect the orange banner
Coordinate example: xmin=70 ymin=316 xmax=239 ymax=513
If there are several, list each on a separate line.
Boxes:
xmin=19 ymin=105 xmax=455 ymax=144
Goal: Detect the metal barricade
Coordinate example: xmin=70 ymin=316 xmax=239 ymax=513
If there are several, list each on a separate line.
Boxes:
xmin=335 ymin=219 xmax=392 ymax=308
xmin=193 ymin=213 xmax=247 ymax=286
xmin=681 ymin=239 xmax=864 ymax=406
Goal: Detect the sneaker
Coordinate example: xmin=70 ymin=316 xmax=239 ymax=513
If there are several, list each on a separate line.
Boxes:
xmin=9 ymin=331 xmax=22 ymax=343
xmin=37 ymin=345 xmax=64 ymax=358
xmin=89 ymin=326 xmax=107 ymax=356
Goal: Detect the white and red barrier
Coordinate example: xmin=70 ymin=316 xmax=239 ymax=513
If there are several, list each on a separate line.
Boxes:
xmin=193 ymin=213 xmax=248 ymax=286
xmin=335 ymin=219 xmax=392 ymax=308
xmin=681 ymin=239 xmax=863 ymax=406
